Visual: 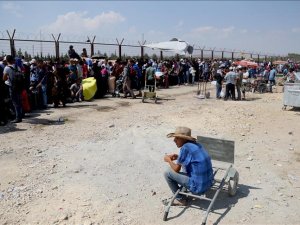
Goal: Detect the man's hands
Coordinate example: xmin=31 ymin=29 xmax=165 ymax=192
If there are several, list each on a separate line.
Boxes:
xmin=164 ymin=154 xmax=178 ymax=162
xmin=164 ymin=153 xmax=181 ymax=173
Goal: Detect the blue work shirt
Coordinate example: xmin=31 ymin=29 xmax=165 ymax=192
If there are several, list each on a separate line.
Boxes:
xmin=178 ymin=142 xmax=213 ymax=194
xmin=69 ymin=64 xmax=78 ymax=80
xmin=133 ymin=64 xmax=142 ymax=78
xmin=37 ymin=68 xmax=47 ymax=86
xmin=269 ymin=69 xmax=276 ymax=81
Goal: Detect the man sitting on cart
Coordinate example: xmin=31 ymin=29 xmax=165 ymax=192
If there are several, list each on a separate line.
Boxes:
xmin=163 ymin=127 xmax=213 ymax=206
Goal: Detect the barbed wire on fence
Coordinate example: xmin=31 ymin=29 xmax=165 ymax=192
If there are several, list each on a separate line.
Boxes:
xmin=0 ymin=29 xmax=292 ymax=61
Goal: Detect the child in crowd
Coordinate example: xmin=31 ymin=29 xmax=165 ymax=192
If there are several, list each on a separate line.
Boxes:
xmin=70 ymin=78 xmax=83 ymax=102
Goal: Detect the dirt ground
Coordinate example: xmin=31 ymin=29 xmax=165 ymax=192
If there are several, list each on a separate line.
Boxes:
xmin=0 ymin=84 xmax=299 ymax=225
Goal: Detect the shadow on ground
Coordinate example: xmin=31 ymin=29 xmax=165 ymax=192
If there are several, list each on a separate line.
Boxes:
xmin=48 ymin=103 xmax=98 ymax=109
xmin=24 ymin=117 xmax=68 ymax=125
xmin=166 ymin=184 xmax=260 ymax=225
xmin=243 ymin=97 xmax=262 ymax=101
xmin=0 ymin=123 xmax=27 ymax=134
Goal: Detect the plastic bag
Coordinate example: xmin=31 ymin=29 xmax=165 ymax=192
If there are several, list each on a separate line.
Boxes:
xmin=220 ymin=90 xmax=225 ymax=98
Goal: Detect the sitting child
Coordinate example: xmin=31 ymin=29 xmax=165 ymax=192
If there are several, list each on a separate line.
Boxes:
xmin=70 ymin=78 xmax=83 ymax=102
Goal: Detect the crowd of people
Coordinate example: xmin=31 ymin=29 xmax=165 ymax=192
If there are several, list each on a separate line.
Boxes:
xmin=0 ymin=45 xmax=299 ymax=126
xmin=213 ymin=59 xmax=299 ymax=101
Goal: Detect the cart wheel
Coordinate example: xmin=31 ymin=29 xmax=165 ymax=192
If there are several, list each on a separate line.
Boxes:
xmin=228 ymin=171 xmax=239 ymax=196
xmin=163 ymin=212 xmax=168 ymax=221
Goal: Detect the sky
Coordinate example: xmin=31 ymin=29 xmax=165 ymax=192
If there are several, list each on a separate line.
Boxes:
xmin=1 ymin=1 xmax=300 ymax=57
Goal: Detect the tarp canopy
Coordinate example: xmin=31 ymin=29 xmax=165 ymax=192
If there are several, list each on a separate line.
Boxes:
xmin=273 ymin=60 xmax=288 ymax=65
xmin=91 ymin=54 xmax=106 ymax=59
xmin=233 ymin=60 xmax=258 ymax=68
xmin=143 ymin=38 xmax=193 ymax=55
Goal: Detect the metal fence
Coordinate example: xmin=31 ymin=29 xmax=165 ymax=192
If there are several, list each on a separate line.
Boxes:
xmin=0 ymin=29 xmax=283 ymax=62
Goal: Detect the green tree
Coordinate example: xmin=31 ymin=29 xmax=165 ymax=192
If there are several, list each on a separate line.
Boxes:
xmin=287 ymin=53 xmax=300 ymax=62
xmin=17 ymin=48 xmax=23 ymax=57
xmin=109 ymin=53 xmax=118 ymax=60
xmin=24 ymin=51 xmax=29 ymax=60
xmin=152 ymin=53 xmax=158 ymax=61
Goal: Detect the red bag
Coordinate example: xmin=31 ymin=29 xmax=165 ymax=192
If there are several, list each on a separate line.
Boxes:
xmin=21 ymin=90 xmax=31 ymax=113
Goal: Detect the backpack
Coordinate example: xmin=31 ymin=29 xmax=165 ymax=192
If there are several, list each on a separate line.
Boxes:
xmin=126 ymin=65 xmax=136 ymax=79
xmin=9 ymin=66 xmax=24 ymax=92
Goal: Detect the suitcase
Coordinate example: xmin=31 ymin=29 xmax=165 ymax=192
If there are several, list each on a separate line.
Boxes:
xmin=108 ymin=76 xmax=116 ymax=94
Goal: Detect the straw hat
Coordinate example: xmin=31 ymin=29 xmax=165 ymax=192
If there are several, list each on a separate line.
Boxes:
xmin=167 ymin=127 xmax=196 ymax=141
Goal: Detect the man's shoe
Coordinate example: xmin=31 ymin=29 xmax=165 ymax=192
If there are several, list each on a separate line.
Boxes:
xmin=171 ymin=199 xmax=187 ymax=206
xmin=0 ymin=121 xmax=7 ymax=126
xmin=11 ymin=119 xmax=22 ymax=123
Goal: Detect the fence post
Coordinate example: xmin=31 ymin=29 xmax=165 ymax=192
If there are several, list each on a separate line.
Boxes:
xmin=138 ymin=40 xmax=146 ymax=60
xmin=7 ymin=29 xmax=16 ymax=57
xmin=116 ymin=38 xmax=124 ymax=59
xmin=199 ymin=46 xmax=205 ymax=62
xmin=141 ymin=46 xmax=144 ymax=59
xmin=141 ymin=46 xmax=144 ymax=60
xmin=220 ymin=48 xmax=226 ymax=60
xmin=210 ymin=47 xmax=216 ymax=60
xmin=56 ymin=38 xmax=59 ymax=60
xmin=52 ymin=33 xmax=61 ymax=60
xmin=88 ymin=36 xmax=96 ymax=57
